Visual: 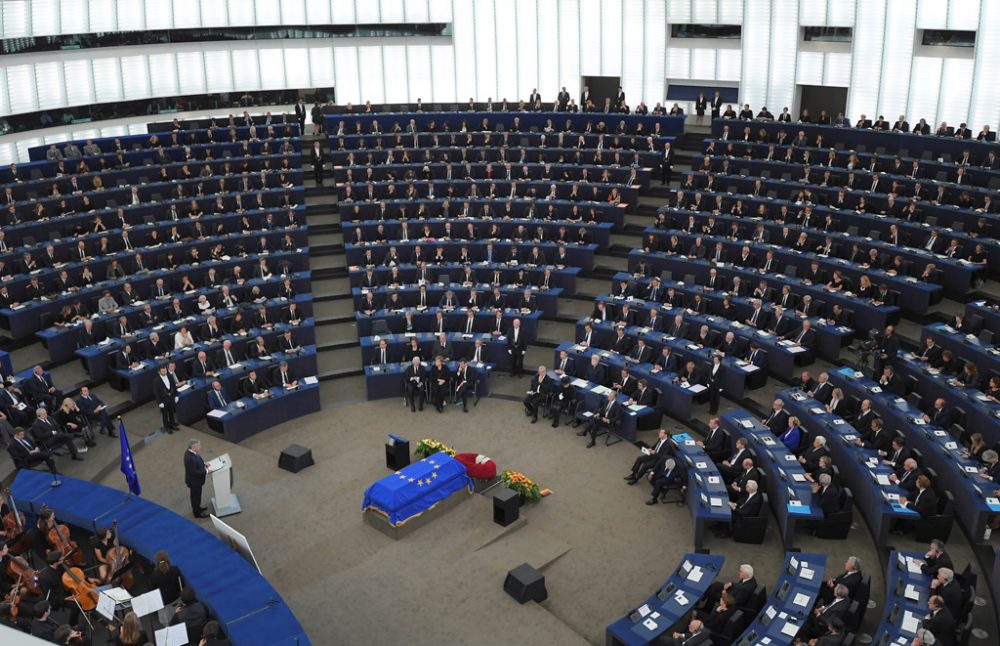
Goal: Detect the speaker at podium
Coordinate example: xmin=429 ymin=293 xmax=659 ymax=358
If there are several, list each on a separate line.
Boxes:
xmin=206 ymin=453 xmax=241 ymax=517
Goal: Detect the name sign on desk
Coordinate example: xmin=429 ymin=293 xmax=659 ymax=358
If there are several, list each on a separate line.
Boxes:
xmin=206 ymin=409 xmax=228 ymax=419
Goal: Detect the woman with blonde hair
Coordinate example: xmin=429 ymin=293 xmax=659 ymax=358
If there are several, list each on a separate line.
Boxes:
xmin=115 ymin=611 xmax=147 ymax=645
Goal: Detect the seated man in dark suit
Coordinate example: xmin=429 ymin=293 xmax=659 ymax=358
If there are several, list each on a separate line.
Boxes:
xmin=798 ymin=584 xmax=850 ymax=641
xmin=523 ymin=366 xmax=552 ymax=423
xmin=812 ymin=474 xmax=841 ymax=515
xmin=76 ymin=386 xmax=116 ymax=436
xmin=579 ymin=391 xmax=619 ymax=448
xmin=663 ymin=619 xmax=711 ymax=646
xmin=584 ymin=354 xmax=607 ymax=386
xmin=189 ymin=351 xmax=217 ymax=378
xmin=900 ymin=475 xmax=938 ymax=519
xmin=818 ymin=556 xmax=863 ymax=605
xmin=7 ymin=427 xmax=58 ymax=474
xmin=762 ymin=399 xmax=790 ymax=434
xmin=271 ymin=361 xmax=298 ymax=388
xmin=700 ymin=563 xmax=757 ymax=612
xmin=921 ymin=595 xmax=956 ymax=646
xmin=929 ymin=567 xmax=963 ymax=621
xmin=30 ymin=408 xmax=81 ymax=461
xmin=923 ymin=398 xmax=955 ymax=428
xmin=626 ymin=428 xmax=673 ymax=483
xmin=646 ymin=455 xmax=686 ymax=505
xmin=877 ymin=366 xmax=906 ymax=396
xmin=240 ymin=369 xmax=269 ymax=399
xmin=798 ymin=435 xmax=830 ymax=474
xmin=697 ymin=417 xmax=728 ymax=462
xmin=24 ymin=366 xmax=62 ymax=411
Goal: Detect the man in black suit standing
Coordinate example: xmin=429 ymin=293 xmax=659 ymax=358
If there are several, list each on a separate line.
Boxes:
xmin=710 ymin=92 xmax=723 ymax=118
xmin=184 ymin=439 xmax=209 ymax=519
xmin=507 ymin=318 xmax=527 ymax=377
xmin=153 ymin=365 xmax=179 ymax=433
xmin=557 ymin=86 xmax=570 ymax=111
xmin=874 ymin=325 xmax=899 ymax=375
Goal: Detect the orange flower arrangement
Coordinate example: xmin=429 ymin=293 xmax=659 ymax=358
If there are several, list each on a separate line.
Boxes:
xmin=500 ymin=469 xmax=542 ymax=501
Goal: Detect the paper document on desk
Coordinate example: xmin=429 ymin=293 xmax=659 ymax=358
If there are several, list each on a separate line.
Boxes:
xmin=904 ymin=584 xmax=920 ymax=601
xmin=303 ymin=376 xmax=318 ymax=385
xmin=176 ymin=384 xmax=192 ymax=392
xmin=206 ymin=409 xmax=227 ymax=419
xmin=687 ymin=567 xmax=703 ymax=583
xmin=792 ymin=592 xmax=810 ymax=607
xmin=780 ymin=622 xmax=800 ymax=637
xmin=674 ymin=591 xmax=689 ymax=606
xmin=642 ymin=618 xmax=658 ymax=631
xmin=800 ymin=568 xmax=815 ymax=580
xmin=709 ymin=497 xmax=723 ymax=507
xmin=571 ymin=378 xmax=589 ymax=388
xmin=687 ymin=384 xmax=707 ymax=393
xmin=905 ymin=557 xmax=923 ymax=574
xmin=791 ymin=473 xmax=806 ymax=482
xmin=876 ymin=474 xmax=891 ymax=486
xmin=637 ymin=604 xmax=651 ymax=617
xmin=786 ymin=345 xmax=808 ymax=353
xmin=901 ymin=611 xmax=920 ymax=634
xmin=739 ymin=364 xmax=760 ymax=372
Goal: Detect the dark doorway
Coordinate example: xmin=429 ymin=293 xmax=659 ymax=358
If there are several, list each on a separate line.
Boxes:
xmin=798 ymin=85 xmax=848 ymax=122
xmin=582 ymin=76 xmax=621 ymax=112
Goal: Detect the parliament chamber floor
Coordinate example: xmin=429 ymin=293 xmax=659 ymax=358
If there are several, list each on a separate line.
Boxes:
xmin=2 ymin=106 xmax=1000 ymax=646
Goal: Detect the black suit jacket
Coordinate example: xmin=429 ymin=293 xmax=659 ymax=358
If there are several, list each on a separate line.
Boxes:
xmin=184 ymin=450 xmax=206 ymax=487
xmin=733 ymin=492 xmax=764 ymax=519
xmin=153 ymin=373 xmax=177 ymax=404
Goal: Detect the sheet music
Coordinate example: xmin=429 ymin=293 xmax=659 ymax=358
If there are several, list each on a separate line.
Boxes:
xmin=95 ymin=592 xmax=117 ymax=620
xmin=155 ymin=624 xmax=189 ymax=646
xmin=131 ymin=589 xmax=165 ymax=618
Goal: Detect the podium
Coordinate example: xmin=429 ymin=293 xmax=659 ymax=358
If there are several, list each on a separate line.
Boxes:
xmin=206 ymin=453 xmax=241 ymax=517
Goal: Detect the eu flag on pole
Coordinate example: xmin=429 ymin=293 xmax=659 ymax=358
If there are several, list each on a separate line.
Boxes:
xmin=119 ymin=419 xmax=141 ymax=496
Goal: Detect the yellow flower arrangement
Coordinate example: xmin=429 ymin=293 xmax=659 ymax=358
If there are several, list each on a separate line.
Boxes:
xmin=415 ymin=438 xmax=457 ymax=457
xmin=500 ymin=469 xmax=542 ymax=501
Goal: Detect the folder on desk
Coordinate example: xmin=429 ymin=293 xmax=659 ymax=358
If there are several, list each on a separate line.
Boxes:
xmin=904 ymin=584 xmax=920 ymax=601
xmin=780 ymin=621 xmax=800 ymax=637
xmin=687 ymin=384 xmax=707 ymax=393
xmin=876 ymin=474 xmax=891 ymax=486
xmin=901 ymin=611 xmax=920 ymax=633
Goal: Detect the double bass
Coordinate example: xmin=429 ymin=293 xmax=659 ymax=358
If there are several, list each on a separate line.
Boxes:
xmin=1 ymin=488 xmax=26 ymax=549
xmin=105 ymin=520 xmax=133 ymax=589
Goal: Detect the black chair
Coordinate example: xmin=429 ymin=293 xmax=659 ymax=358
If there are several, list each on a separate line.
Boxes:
xmin=842 ymin=599 xmax=862 ymax=633
xmin=745 ymin=584 xmax=768 ymax=615
xmin=732 ymin=494 xmax=769 ymax=544
xmin=814 ymin=487 xmax=854 ymax=540
xmin=852 ymin=574 xmax=872 ymax=627
xmin=915 ymin=490 xmax=954 ymax=542
xmin=710 ymin=609 xmax=747 ymax=646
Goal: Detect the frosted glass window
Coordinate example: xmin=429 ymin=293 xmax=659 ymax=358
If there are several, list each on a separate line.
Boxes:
xmin=31 ymin=0 xmax=60 ymax=37
xmin=948 ymin=0 xmax=979 ymax=31
xmin=382 ymin=46 xmax=409 ymax=103
xmin=0 ymin=143 xmax=17 ymax=167
xmin=258 ymin=49 xmax=285 ymax=90
xmin=879 ymin=0 xmax=916 ymax=121
xmin=824 ymin=52 xmax=851 ymax=88
xmin=34 ymin=62 xmax=67 ymax=110
xmin=2 ymin=1 xmax=30 ymax=38
xmin=690 ymin=49 xmax=717 ymax=80
xmin=200 ymin=0 xmax=228 ymax=27
xmin=60 ymin=0 xmax=89 ymax=34
xmin=579 ymin=0 xmax=601 ymax=75
xmin=231 ymin=49 xmax=261 ymax=90
xmin=717 ymin=48 xmax=742 ymax=81
xmin=557 ymin=0 xmax=580 ymax=93
xmin=148 ymin=53 xmax=179 ymax=97
xmin=16 ymin=140 xmax=43 ymax=165
xmin=430 ymin=44 xmax=456 ymax=103
xmin=798 ymin=0 xmax=825 ymax=25
xmin=0 ymin=69 xmax=9 ymax=115
xmin=380 ymin=0 xmax=406 ymax=22
xmin=91 ymin=57 xmax=123 ymax=102
xmin=116 ymin=0 xmax=146 ymax=31
xmin=668 ymin=0 xmax=692 ymax=23
xmin=304 ymin=0 xmax=331 ymax=24
xmin=494 ymin=2 xmax=518 ymax=100
xmin=333 ymin=47 xmax=360 ymax=102
xmin=428 ymin=0 xmax=453 ymax=22
xmin=227 ymin=0 xmax=256 ymax=27
xmin=172 ymin=0 xmax=201 ymax=29
xmin=254 ymin=0 xmax=280 ymax=24
xmin=916 ymin=0 xmax=947 ymax=29
xmin=692 ymin=0 xmax=719 ymax=23
xmin=536 ymin=0 xmax=558 ymax=98
xmin=356 ymin=0 xmax=379 ymax=23
xmin=144 ymin=0 xmax=173 ymax=29
xmin=827 ymin=1 xmax=854 ymax=26
xmin=120 ymin=55 xmax=151 ymax=100
xmin=740 ymin=0 xmax=770 ymax=109
xmin=643 ymin=0 xmax=667 ymax=103
xmin=796 ymin=51 xmax=824 ymax=86
xmin=719 ymin=0 xmax=743 ymax=24
xmin=939 ymin=58 xmax=973 ymax=126
xmin=620 ymin=0 xmax=643 ymax=109
xmin=331 ymin=0 xmax=356 ymax=23
xmin=969 ymin=0 xmax=1000 ymax=130
xmin=474 ymin=0 xmax=497 ymax=99
xmin=308 ymin=46 xmax=335 ymax=86
xmin=176 ymin=51 xmax=206 ymax=93
xmin=767 ymin=0 xmax=797 ymax=111
xmin=451 ymin=0 xmax=477 ymax=100
xmin=405 ymin=0 xmax=430 ymax=22
xmin=203 ymin=50 xmax=234 ymax=92
xmin=907 ymin=56 xmax=942 ymax=126
xmin=601 ymin=0 xmax=622 ymax=78
xmin=848 ymin=0 xmax=886 ymax=120
xmin=88 ymin=0 xmax=117 ymax=32
xmin=357 ymin=47 xmax=385 ymax=103
xmin=407 ymin=45 xmax=433 ymax=103
xmin=666 ymin=48 xmax=691 ymax=79
xmin=283 ymin=48 xmax=311 ymax=88
xmin=516 ymin=0 xmax=540 ymax=100
xmin=279 ymin=0 xmax=306 ymax=24
xmin=6 ymin=65 xmax=38 ymax=114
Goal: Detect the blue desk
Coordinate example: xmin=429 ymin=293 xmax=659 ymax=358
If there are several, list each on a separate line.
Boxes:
xmin=352 ymin=284 xmax=559 ymax=316
xmin=345 ymin=240 xmax=598 ymax=272
xmin=828 ymin=367 xmax=998 ymax=543
xmin=610 ymin=273 xmax=853 ymax=362
xmin=967 ymin=300 xmax=1000 ymax=337
xmin=10 ymin=470 xmax=309 ymax=645
xmin=778 ymin=389 xmax=914 ymax=548
xmin=733 ymin=552 xmax=826 ymax=645
xmin=922 ymin=322 xmax=1000 ymax=382
xmin=627 ymin=250 xmax=899 ymax=333
xmin=580 ymin=314 xmax=753 ymax=400
xmin=892 ymin=352 xmax=1000 ymax=446
xmin=351 ymin=217 xmax=614 ymax=250
xmin=331 ymin=129 xmax=672 ymax=154
xmin=605 ymin=553 xmax=724 ymax=646
xmin=356 ymin=307 xmax=544 ymax=339
xmin=364 ymin=360 xmax=492 ymax=400
xmin=348 ymin=263 xmax=580 ymax=294
xmin=719 ymin=412 xmax=823 ymax=550
xmin=206 ymin=381 xmax=322 ymax=443
xmin=673 ymin=434 xmax=733 ymax=550
xmin=340 ymin=198 xmax=626 ymax=229
xmin=871 ymin=551 xmax=935 ymax=643
xmin=644 ymin=228 xmax=943 ymax=315
xmin=0 ymin=350 xmax=10 ymax=375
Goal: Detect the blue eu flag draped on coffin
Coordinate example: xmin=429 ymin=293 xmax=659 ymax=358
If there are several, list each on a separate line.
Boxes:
xmin=119 ymin=419 xmax=141 ymax=496
xmin=362 ymin=453 xmax=472 ymax=526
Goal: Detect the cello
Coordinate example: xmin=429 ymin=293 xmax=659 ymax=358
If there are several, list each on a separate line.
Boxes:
xmin=60 ymin=557 xmax=99 ymax=613
xmin=0 ymin=488 xmax=27 ymax=552
xmin=105 ymin=521 xmax=133 ymax=589
xmin=43 ymin=506 xmax=83 ymax=566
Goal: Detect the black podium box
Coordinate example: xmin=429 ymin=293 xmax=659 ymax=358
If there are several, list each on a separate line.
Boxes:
xmin=385 ymin=440 xmax=410 ymax=470
xmin=504 ymin=563 xmax=547 ymax=604
xmin=493 ymin=488 xmax=520 ymax=526
xmin=278 ymin=444 xmax=314 ymax=473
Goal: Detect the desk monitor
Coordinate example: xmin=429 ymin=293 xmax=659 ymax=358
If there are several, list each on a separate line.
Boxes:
xmin=657 ymin=582 xmax=677 ymax=601
xmin=738 ymin=630 xmax=758 ymax=646
xmin=776 ymin=580 xmax=791 ymax=601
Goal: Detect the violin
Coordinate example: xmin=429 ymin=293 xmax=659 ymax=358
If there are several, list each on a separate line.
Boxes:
xmin=0 ymin=488 xmax=27 ymax=553
xmin=105 ymin=520 xmax=133 ymax=589
xmin=60 ymin=560 xmax=98 ymax=612
xmin=43 ymin=506 xmax=83 ymax=566
xmin=5 ymin=554 xmax=41 ymax=596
